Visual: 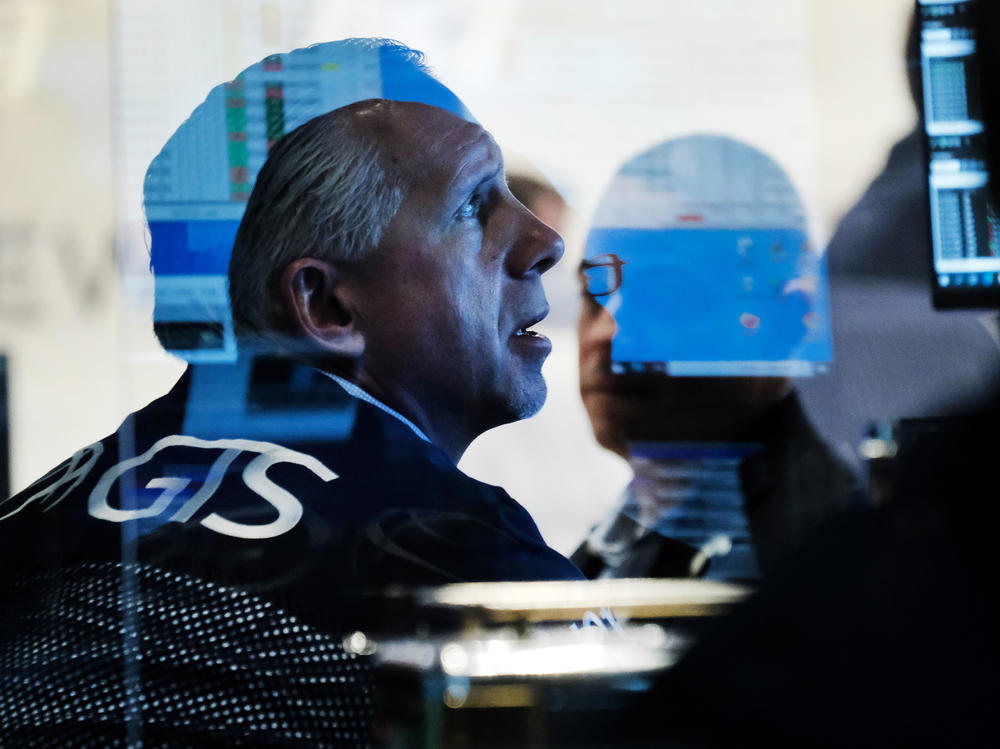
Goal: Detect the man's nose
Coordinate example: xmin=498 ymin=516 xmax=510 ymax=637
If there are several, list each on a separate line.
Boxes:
xmin=507 ymin=204 xmax=565 ymax=278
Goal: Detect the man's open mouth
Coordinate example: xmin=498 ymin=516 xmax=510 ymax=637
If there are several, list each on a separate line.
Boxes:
xmin=513 ymin=308 xmax=549 ymax=340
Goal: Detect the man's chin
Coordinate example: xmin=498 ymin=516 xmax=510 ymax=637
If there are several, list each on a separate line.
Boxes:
xmin=505 ymin=375 xmax=548 ymax=423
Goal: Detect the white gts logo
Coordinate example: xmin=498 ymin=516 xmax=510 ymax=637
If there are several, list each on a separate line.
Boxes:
xmin=5 ymin=435 xmax=337 ymax=540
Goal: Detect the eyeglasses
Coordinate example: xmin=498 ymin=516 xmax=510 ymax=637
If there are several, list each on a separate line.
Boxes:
xmin=578 ymin=253 xmax=626 ymax=296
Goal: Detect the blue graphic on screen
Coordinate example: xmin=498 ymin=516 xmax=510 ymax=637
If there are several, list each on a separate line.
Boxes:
xmin=586 ymin=134 xmax=832 ymax=377
xmin=144 ymin=40 xmax=473 ymax=362
xmin=589 ymin=228 xmax=831 ymax=375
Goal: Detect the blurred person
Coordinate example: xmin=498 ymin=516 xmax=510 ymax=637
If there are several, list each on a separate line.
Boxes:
xmin=507 ymin=172 xmax=568 ymax=233
xmin=0 ymin=38 xmax=579 ymax=746
xmin=633 ymin=389 xmax=999 ymax=746
xmin=570 ymin=135 xmax=863 ymax=582
xmin=796 ymin=8 xmax=1000 ymax=470
xmin=626 ymin=6 xmax=1000 ymax=745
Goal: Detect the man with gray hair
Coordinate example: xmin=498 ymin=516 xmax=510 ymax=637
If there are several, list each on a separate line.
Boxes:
xmin=222 ymin=92 xmax=580 ymax=577
xmin=0 ymin=39 xmax=579 ymax=745
xmin=1 ymin=38 xmax=580 ymax=625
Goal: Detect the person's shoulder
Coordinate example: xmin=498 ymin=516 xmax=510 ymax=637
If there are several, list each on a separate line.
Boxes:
xmin=346 ymin=396 xmax=512 ymax=505
xmin=341 ymin=427 xmax=582 ymax=585
xmin=0 ymin=376 xmax=192 ymax=576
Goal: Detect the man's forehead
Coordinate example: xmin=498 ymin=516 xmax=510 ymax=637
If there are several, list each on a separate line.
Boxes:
xmin=362 ymin=100 xmax=501 ymax=186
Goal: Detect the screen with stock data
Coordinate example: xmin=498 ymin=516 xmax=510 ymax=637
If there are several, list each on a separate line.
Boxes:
xmin=919 ymin=0 xmax=1000 ymax=307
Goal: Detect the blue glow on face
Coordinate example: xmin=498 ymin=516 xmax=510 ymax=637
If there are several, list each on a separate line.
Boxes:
xmin=144 ymin=40 xmax=473 ymax=362
xmin=586 ymin=227 xmax=832 ymax=372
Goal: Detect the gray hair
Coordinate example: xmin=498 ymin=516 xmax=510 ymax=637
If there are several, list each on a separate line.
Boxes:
xmin=228 ymin=101 xmax=405 ymax=338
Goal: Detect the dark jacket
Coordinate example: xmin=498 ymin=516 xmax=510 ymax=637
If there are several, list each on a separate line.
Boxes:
xmin=0 ymin=361 xmax=581 ymax=627
xmin=571 ymin=392 xmax=865 ymax=580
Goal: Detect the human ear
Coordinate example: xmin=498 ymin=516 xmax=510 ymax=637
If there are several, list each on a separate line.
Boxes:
xmin=277 ymin=258 xmax=365 ymax=358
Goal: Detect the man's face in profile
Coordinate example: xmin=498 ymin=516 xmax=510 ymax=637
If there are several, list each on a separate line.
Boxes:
xmin=353 ymin=102 xmax=564 ymax=440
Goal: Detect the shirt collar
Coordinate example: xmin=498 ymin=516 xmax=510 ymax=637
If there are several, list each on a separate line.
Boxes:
xmin=320 ymin=371 xmax=431 ymax=444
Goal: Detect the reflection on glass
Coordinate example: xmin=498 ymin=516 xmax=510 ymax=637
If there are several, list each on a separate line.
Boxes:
xmin=573 ymin=135 xmax=862 ymax=584
xmin=584 ymin=134 xmax=831 ymax=378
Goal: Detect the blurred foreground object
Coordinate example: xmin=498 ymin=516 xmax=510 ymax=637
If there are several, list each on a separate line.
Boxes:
xmin=351 ymin=578 xmax=747 ymax=748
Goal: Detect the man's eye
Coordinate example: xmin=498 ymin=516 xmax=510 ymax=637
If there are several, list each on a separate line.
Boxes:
xmin=458 ymin=193 xmax=484 ymax=219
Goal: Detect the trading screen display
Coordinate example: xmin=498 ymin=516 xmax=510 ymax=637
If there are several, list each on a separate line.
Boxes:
xmin=919 ymin=0 xmax=1000 ymax=307
xmin=586 ymin=135 xmax=832 ymax=378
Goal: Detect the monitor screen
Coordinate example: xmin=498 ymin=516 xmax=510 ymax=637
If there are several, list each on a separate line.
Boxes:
xmin=584 ymin=134 xmax=832 ymax=378
xmin=919 ymin=0 xmax=1000 ymax=308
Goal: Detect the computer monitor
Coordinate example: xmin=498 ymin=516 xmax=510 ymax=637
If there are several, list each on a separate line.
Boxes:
xmin=583 ymin=135 xmax=832 ymax=378
xmin=919 ymin=0 xmax=1000 ymax=308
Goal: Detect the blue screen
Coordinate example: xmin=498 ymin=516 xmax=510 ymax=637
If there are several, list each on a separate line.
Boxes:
xmin=587 ymin=227 xmax=832 ymax=376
